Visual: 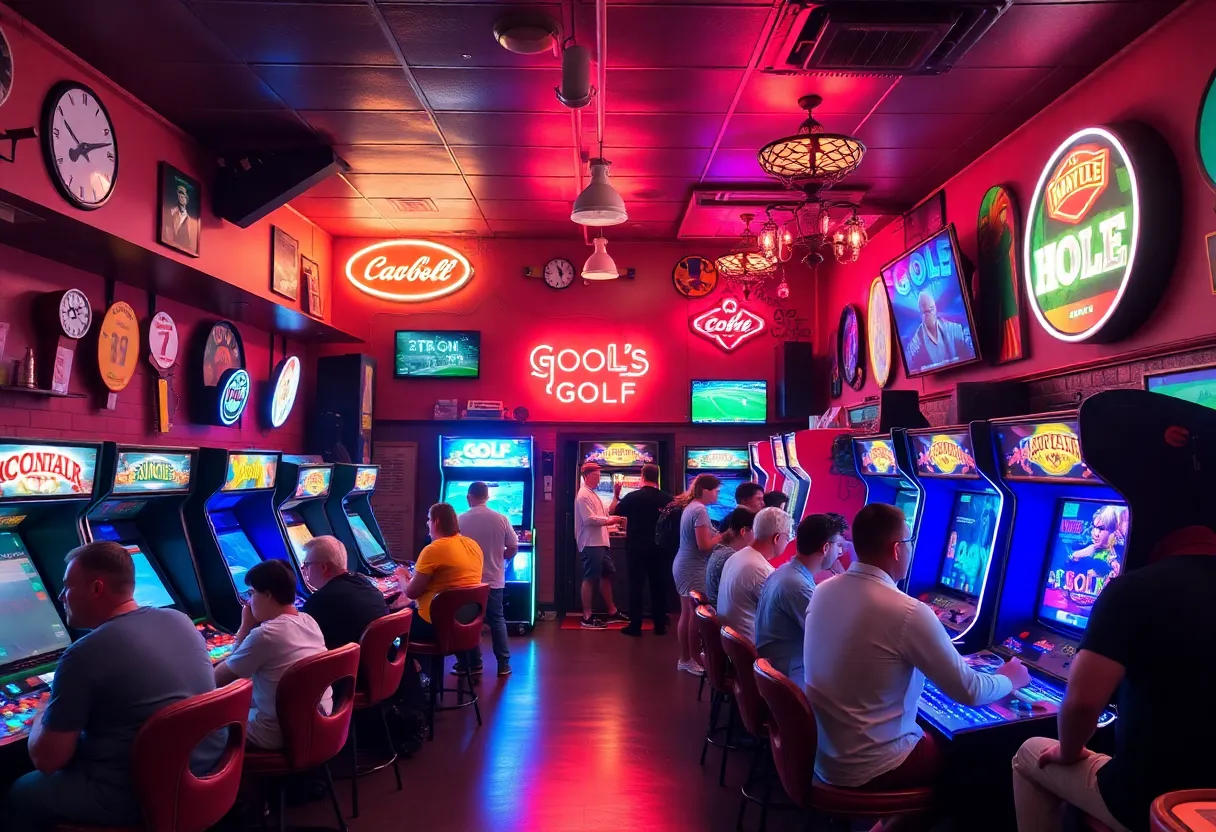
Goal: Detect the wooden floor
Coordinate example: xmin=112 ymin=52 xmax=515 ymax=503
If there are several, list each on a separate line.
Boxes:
xmin=290 ymin=622 xmax=810 ymax=832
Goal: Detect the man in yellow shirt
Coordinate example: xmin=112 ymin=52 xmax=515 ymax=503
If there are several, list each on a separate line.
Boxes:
xmin=405 ymin=503 xmax=484 ymax=641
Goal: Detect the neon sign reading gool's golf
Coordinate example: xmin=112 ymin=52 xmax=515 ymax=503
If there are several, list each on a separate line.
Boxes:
xmin=529 ymin=343 xmax=650 ymax=405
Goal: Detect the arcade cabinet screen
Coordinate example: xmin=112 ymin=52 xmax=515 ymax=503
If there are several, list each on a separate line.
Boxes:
xmin=127 ymin=547 xmax=176 ymax=609
xmin=395 ymin=330 xmax=480 ymax=379
xmin=894 ymin=490 xmax=919 ymax=553
xmin=707 ymin=476 xmax=745 ymax=525
xmin=283 ymin=519 xmax=314 ymax=566
xmin=691 ymin=380 xmax=767 ymax=424
xmin=216 ymin=525 xmax=263 ymax=588
xmin=347 ymin=513 xmax=388 ymax=561
xmin=937 ymin=491 xmax=1000 ymax=597
xmin=443 ymin=480 xmax=525 ymax=527
xmin=1145 ymin=365 xmax=1216 ymax=410
xmin=1038 ymin=499 xmax=1128 ymax=631
xmin=592 ymin=474 xmax=641 ymax=509
xmin=0 ymin=533 xmax=69 ymax=664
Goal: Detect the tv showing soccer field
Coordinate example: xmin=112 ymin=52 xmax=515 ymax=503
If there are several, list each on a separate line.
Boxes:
xmin=394 ymin=331 xmax=481 ymax=378
xmin=1145 ymin=365 xmax=1216 ymax=410
xmin=691 ymin=380 xmax=767 ymax=424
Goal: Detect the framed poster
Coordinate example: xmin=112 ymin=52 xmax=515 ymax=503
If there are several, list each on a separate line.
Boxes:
xmin=302 ymin=256 xmax=322 ymax=318
xmin=838 ymin=304 xmax=864 ymax=391
xmin=157 ymin=163 xmax=201 ymax=257
xmin=977 ymin=185 xmax=1027 ymax=363
xmin=904 ymin=190 xmax=946 ymax=249
xmin=829 ymin=334 xmax=842 ymax=399
xmin=867 ymin=277 xmax=892 ymax=387
xmin=271 ymin=226 xmax=299 ymax=301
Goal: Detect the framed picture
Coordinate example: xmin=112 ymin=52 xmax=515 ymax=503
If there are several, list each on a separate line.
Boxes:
xmin=838 ymin=304 xmax=865 ymax=391
xmin=271 ymin=226 xmax=299 ymax=301
xmin=1207 ymin=231 xmax=1216 ymax=295
xmin=977 ymin=185 xmax=1027 ymax=363
xmin=904 ymin=189 xmax=946 ymax=249
xmin=302 ymin=256 xmax=322 ymax=318
xmin=867 ymin=277 xmax=893 ymax=387
xmin=157 ymin=163 xmax=201 ymax=257
xmin=829 ymin=335 xmax=842 ymax=399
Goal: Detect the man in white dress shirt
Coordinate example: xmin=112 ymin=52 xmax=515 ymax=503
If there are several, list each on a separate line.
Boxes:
xmin=718 ymin=507 xmax=790 ymax=642
xmin=804 ymin=502 xmax=1029 ymax=800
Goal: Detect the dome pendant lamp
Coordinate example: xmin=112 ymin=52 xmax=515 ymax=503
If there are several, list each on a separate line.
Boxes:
xmin=581 ymin=236 xmax=619 ymax=281
xmin=572 ymin=158 xmax=628 ymax=227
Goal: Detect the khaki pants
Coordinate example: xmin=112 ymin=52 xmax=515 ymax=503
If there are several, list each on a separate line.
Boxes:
xmin=1011 ymin=737 xmax=1129 ymax=832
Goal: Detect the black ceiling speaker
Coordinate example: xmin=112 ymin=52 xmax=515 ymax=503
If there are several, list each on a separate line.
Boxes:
xmin=213 ymin=147 xmax=344 ymax=228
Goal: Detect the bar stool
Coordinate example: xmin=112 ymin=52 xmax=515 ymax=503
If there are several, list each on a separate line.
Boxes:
xmin=1152 ymin=790 xmax=1216 ymax=831
xmin=689 ymin=590 xmax=711 ymax=701
xmin=408 ymin=583 xmax=490 ymax=740
xmin=54 ymin=680 xmax=253 ymax=832
xmin=695 ymin=604 xmax=739 ymax=786
xmin=721 ymin=626 xmax=777 ymax=831
xmin=243 ymin=643 xmax=360 ymax=832
xmin=348 ymin=608 xmax=414 ymax=819
xmin=753 ymin=658 xmax=936 ymax=827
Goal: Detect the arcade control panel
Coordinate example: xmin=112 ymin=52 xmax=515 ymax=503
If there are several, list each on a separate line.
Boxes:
xmin=197 ymin=622 xmax=237 ymax=665
xmin=918 ymin=590 xmax=977 ymax=635
xmin=995 ymin=622 xmax=1083 ymax=680
xmin=367 ymin=573 xmax=402 ymax=600
xmin=0 ymin=672 xmax=53 ymax=746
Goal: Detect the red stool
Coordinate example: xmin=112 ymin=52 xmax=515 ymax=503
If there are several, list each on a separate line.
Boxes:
xmin=695 ymin=604 xmax=739 ymax=786
xmin=407 ymin=583 xmax=490 ymax=740
xmin=243 ymin=643 xmax=361 ymax=832
xmin=689 ymin=591 xmax=710 ymax=701
xmin=348 ymin=608 xmax=414 ymax=819
xmin=1152 ymin=790 xmax=1216 ymax=832
xmin=55 ymin=679 xmax=253 ymax=832
xmin=753 ymin=658 xmax=936 ymax=827
xmin=721 ymin=627 xmax=779 ymax=831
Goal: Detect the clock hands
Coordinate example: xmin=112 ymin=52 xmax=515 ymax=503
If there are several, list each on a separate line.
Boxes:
xmin=63 ymin=119 xmax=81 ymax=145
xmin=67 ymin=141 xmax=111 ymax=163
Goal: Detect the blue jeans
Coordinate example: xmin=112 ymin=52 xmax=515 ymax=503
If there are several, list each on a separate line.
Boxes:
xmin=5 ymin=768 xmax=139 ymax=832
xmin=473 ymin=588 xmax=510 ymax=669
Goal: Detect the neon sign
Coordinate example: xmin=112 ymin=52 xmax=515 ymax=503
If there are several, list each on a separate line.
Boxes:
xmin=217 ymin=369 xmax=251 ymax=426
xmin=345 ymin=240 xmax=474 ymax=303
xmin=529 ymin=342 xmax=649 ymax=406
xmin=0 ymin=444 xmax=97 ymax=498
xmin=690 ymin=296 xmax=766 ymax=352
xmin=267 ymin=356 xmax=301 ymax=429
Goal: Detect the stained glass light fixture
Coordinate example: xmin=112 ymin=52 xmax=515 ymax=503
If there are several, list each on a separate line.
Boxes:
xmin=715 ymin=213 xmax=776 ymax=296
xmin=758 ymin=95 xmax=866 ymax=189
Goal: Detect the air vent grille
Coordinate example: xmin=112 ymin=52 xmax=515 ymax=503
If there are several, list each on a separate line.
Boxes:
xmin=809 ymin=23 xmax=947 ymax=72
xmin=386 ymin=198 xmax=438 ymax=213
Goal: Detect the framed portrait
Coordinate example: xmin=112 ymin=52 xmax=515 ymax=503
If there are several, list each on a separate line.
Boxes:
xmin=867 ymin=277 xmax=893 ymax=387
xmin=157 ymin=163 xmax=201 ymax=257
xmin=977 ymin=185 xmax=1027 ymax=363
xmin=829 ymin=335 xmax=842 ymax=399
xmin=271 ymin=226 xmax=299 ymax=301
xmin=904 ymin=189 xmax=946 ymax=249
xmin=302 ymin=256 xmax=322 ymax=318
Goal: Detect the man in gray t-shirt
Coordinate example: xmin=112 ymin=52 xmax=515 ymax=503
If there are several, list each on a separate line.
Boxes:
xmin=457 ymin=482 xmax=520 ymax=676
xmin=5 ymin=542 xmax=223 ymax=831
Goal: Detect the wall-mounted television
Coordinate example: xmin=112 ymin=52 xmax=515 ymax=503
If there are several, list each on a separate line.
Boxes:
xmin=691 ymin=380 xmax=767 ymax=424
xmin=1145 ymin=365 xmax=1216 ymax=410
xmin=394 ymin=331 xmax=481 ymax=378
xmin=880 ymin=225 xmax=980 ymax=377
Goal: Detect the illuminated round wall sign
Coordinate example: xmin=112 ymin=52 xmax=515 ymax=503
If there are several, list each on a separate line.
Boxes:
xmin=265 ymin=355 xmax=301 ymax=429
xmin=1024 ymin=124 xmax=1180 ymax=343
xmin=217 ymin=368 xmax=251 ymax=426
xmin=344 ymin=240 xmax=474 ymax=303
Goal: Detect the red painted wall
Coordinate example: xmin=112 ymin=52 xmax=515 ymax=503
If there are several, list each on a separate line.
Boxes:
xmin=816 ymin=0 xmax=1216 ymax=408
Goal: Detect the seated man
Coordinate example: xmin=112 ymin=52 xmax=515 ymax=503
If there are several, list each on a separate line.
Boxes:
xmin=215 ymin=560 xmax=330 ymax=750
xmin=5 ymin=541 xmax=223 ymax=831
xmin=1012 ymin=527 xmax=1216 ymax=832
xmin=301 ymin=535 xmax=387 ymax=650
xmin=755 ymin=513 xmax=846 ymax=688
xmin=718 ymin=507 xmax=789 ymax=642
xmin=705 ymin=507 xmax=756 ymax=606
xmin=805 ymin=503 xmax=1028 ymax=794
xmin=735 ymin=481 xmax=765 ymax=514
xmin=405 ymin=503 xmax=484 ymax=642
xmin=762 ymin=491 xmax=789 ymax=511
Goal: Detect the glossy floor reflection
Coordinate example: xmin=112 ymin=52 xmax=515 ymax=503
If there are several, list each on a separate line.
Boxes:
xmin=288 ymin=622 xmax=810 ymax=832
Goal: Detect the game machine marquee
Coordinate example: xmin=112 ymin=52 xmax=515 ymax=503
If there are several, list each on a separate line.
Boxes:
xmin=748 ymin=440 xmax=783 ymax=495
xmin=273 ymin=457 xmax=347 ymax=598
xmin=83 ymin=445 xmax=235 ymax=665
xmin=770 ymin=435 xmax=801 ymax=518
xmin=326 ymin=464 xmax=403 ymax=600
xmin=848 ymin=432 xmax=923 ymax=580
xmin=0 ymin=439 xmax=100 ymax=748
xmin=916 ymin=415 xmax=1122 ymax=740
xmin=684 ymin=447 xmax=750 ymax=529
xmin=183 ymin=449 xmax=298 ymax=631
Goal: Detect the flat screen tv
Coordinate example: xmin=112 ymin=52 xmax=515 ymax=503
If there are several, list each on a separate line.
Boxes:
xmin=394 ymin=330 xmax=481 ymax=379
xmin=691 ymin=380 xmax=767 ymax=424
xmin=1145 ymin=365 xmax=1216 ymax=410
xmin=880 ymin=225 xmax=981 ymax=377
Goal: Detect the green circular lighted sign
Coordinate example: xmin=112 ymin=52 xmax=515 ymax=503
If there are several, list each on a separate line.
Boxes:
xmin=1199 ymin=69 xmax=1216 ymax=192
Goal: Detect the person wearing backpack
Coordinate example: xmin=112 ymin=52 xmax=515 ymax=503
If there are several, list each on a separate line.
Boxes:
xmin=671 ymin=474 xmax=723 ymax=675
xmin=608 ymin=463 xmax=672 ymax=637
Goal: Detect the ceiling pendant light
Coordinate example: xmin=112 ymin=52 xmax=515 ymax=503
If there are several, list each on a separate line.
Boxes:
xmin=715 ymin=213 xmax=776 ymax=297
xmin=582 ymin=236 xmax=619 ymax=280
xmin=758 ymin=94 xmax=866 ymax=189
xmin=572 ymin=158 xmax=627 ymax=226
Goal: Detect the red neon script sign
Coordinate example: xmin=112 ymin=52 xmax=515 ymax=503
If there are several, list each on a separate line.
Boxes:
xmin=690 ymin=296 xmax=766 ymax=352
xmin=344 ymin=240 xmax=474 ymax=302
xmin=529 ymin=343 xmax=650 ymax=406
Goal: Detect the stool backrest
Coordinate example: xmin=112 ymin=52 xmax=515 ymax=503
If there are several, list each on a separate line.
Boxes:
xmin=721 ymin=626 xmax=768 ymax=737
xmin=689 ymin=589 xmax=709 ymax=607
xmin=1151 ymin=790 xmax=1216 ymax=832
xmin=753 ymin=658 xmax=817 ymax=810
xmin=275 ymin=643 xmax=360 ymax=770
xmin=131 ymin=679 xmax=254 ymax=832
xmin=359 ymin=608 xmax=414 ymax=705
xmin=430 ymin=583 xmax=490 ymax=655
xmin=694 ymin=605 xmax=730 ymax=690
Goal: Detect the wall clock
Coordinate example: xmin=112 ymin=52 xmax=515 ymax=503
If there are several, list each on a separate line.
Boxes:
xmin=57 ymin=288 xmax=92 ymax=340
xmin=543 ymin=258 xmax=574 ymax=289
xmin=838 ymin=304 xmax=865 ymax=391
xmin=0 ymin=25 xmax=13 ymax=109
xmin=672 ymin=255 xmax=718 ymax=298
xmin=41 ymin=81 xmax=118 ymax=210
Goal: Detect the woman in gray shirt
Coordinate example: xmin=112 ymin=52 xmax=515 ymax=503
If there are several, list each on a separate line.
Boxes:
xmin=672 ymin=474 xmax=722 ymax=676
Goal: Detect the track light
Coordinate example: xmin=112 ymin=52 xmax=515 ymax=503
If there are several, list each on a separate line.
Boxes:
xmin=581 ymin=236 xmax=619 ymax=280
xmin=572 ymin=159 xmax=627 ymax=227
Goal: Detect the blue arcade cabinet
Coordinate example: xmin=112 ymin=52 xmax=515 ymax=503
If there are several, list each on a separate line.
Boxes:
xmin=770 ymin=435 xmax=800 ymax=517
xmin=273 ymin=456 xmax=335 ymax=597
xmin=325 ymin=463 xmax=404 ymax=599
xmin=684 ymin=447 xmax=751 ymax=529
xmin=850 ymin=431 xmax=923 ymax=566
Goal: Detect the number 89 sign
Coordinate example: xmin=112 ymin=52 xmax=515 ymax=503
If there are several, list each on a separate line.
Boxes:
xmin=97 ymin=302 xmax=140 ymax=392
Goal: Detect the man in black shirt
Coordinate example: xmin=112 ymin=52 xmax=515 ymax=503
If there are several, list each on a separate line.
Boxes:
xmin=609 ymin=463 xmax=672 ymax=637
xmin=300 ymin=535 xmax=388 ymax=649
xmin=1012 ymin=529 xmax=1216 ymax=832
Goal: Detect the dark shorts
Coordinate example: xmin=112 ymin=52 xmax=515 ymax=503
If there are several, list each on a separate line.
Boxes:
xmin=580 ymin=545 xmax=615 ymax=581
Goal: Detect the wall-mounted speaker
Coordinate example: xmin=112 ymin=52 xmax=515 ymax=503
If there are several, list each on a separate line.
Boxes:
xmin=776 ymin=342 xmax=826 ymax=420
xmin=311 ymin=354 xmax=376 ymax=464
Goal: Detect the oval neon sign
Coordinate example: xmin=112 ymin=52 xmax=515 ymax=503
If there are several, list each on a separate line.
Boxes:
xmin=345 ymin=240 xmax=474 ymax=303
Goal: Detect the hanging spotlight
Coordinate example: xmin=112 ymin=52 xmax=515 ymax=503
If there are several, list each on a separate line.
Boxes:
xmin=582 ymin=236 xmax=619 ymax=280
xmin=572 ymin=158 xmax=627 ymax=227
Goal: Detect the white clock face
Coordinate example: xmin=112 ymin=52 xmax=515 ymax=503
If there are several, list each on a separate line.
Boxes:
xmin=44 ymin=83 xmax=118 ymax=209
xmin=544 ymin=258 xmax=574 ymax=289
xmin=58 ymin=289 xmax=92 ymax=339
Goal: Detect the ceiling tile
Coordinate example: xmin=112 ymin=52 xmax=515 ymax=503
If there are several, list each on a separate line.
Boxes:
xmin=600 ymin=148 xmax=711 ymax=178
xmin=125 ymin=65 xmax=283 ymax=114
xmin=608 ymin=69 xmax=742 ymax=113
xmin=877 ymin=68 xmax=1050 ymax=114
xmin=604 ymin=6 xmax=769 ymax=68
xmin=606 ymin=114 xmax=725 ymax=148
xmin=254 ymin=66 xmax=423 ymax=111
xmin=719 ymin=113 xmax=860 ymax=149
xmin=300 ymin=177 xmax=365 ymax=199
xmin=382 ymin=4 xmax=566 ymax=68
xmin=703 ymin=147 xmax=767 ymax=180
xmin=189 ymin=2 xmax=398 ymax=65
xmin=848 ymin=148 xmax=950 ymax=179
xmin=346 ymin=174 xmax=473 ymax=199
xmin=451 ymin=146 xmax=577 ymax=177
xmin=302 ymin=111 xmax=444 ymax=145
xmin=735 ymin=74 xmax=896 ymax=115
xmin=610 ymin=177 xmax=693 ymax=203
xmin=608 ymin=222 xmax=682 ymax=241
xmin=369 ymin=199 xmax=483 ymax=219
xmin=479 ymin=200 xmax=571 ymax=221
xmin=291 ymin=198 xmax=382 ymax=219
xmin=311 ymin=217 xmax=399 ymax=236
xmin=389 ymin=218 xmax=492 ymax=235
xmin=434 ymin=113 xmax=573 ymax=146
xmin=335 ymin=145 xmax=459 ymax=174
xmin=486 ymin=220 xmax=583 ymax=239
xmin=467 ymin=176 xmax=576 ymax=201
xmin=413 ymin=68 xmax=565 ymax=112
xmin=173 ymin=109 xmax=318 ymax=150
xmin=854 ymin=113 xmax=992 ymax=150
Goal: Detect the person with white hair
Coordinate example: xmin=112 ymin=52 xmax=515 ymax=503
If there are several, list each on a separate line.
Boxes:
xmin=300 ymin=535 xmax=388 ymax=650
xmin=717 ymin=507 xmax=791 ymax=642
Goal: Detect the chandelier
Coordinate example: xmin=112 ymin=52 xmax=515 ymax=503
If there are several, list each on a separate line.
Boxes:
xmin=757 ymin=95 xmax=866 ymax=189
xmin=715 ymin=213 xmax=777 ymax=296
xmin=759 ymin=201 xmax=869 ymax=266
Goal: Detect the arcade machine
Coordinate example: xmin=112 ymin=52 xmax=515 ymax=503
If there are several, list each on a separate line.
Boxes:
xmin=326 ymin=463 xmax=403 ymax=599
xmin=85 ymin=444 xmax=236 ymax=665
xmin=748 ymin=440 xmax=782 ymax=493
xmin=903 ymin=424 xmax=1010 ymax=652
xmin=851 ymin=431 xmax=923 ymax=558
xmin=770 ymin=435 xmax=801 ymax=516
xmin=684 ymin=447 xmax=750 ymax=529
xmin=274 ymin=456 xmax=345 ymax=598
xmin=0 ymin=439 xmax=99 ymax=747
xmin=183 ymin=449 xmax=300 ymax=632
xmin=441 ymin=436 xmax=536 ymax=633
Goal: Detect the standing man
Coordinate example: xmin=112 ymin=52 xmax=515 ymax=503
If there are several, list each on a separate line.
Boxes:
xmin=457 ymin=482 xmax=518 ymax=676
xmin=718 ymin=507 xmax=790 ymax=642
xmin=609 ymin=463 xmax=672 ymax=637
xmin=574 ymin=462 xmax=625 ymax=629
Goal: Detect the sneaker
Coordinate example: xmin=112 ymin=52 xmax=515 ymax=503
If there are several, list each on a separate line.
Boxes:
xmin=619 ymin=625 xmax=643 ymax=637
xmin=580 ymin=616 xmax=607 ymax=629
xmin=678 ymin=659 xmax=706 ymax=676
xmin=497 ymin=663 xmax=512 ymax=677
xmin=604 ymin=610 xmax=629 ymax=623
xmin=451 ymin=665 xmax=483 ymax=677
